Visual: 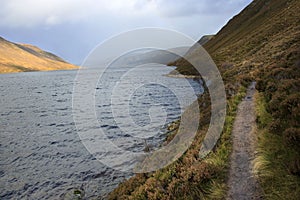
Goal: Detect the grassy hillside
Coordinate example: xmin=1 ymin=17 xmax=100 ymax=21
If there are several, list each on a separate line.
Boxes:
xmin=171 ymin=0 xmax=300 ymax=198
xmin=108 ymin=0 xmax=300 ymax=199
xmin=172 ymin=0 xmax=300 ymax=77
xmin=0 ymin=37 xmax=78 ymax=73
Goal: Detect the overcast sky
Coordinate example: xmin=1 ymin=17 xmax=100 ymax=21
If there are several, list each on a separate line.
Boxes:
xmin=0 ymin=0 xmax=252 ymax=65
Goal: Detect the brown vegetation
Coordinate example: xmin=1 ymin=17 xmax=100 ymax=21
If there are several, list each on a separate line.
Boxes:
xmin=108 ymin=88 xmax=246 ymax=199
xmin=0 ymin=36 xmax=78 ymax=73
xmin=109 ymin=0 xmax=300 ymax=199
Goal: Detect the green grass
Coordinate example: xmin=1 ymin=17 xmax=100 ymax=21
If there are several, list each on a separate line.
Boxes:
xmin=108 ymin=86 xmax=247 ymax=200
xmin=202 ymin=85 xmax=246 ymax=199
xmin=253 ymin=93 xmax=300 ymax=200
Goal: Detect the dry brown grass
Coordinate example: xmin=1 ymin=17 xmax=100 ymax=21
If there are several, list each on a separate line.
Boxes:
xmin=0 ymin=37 xmax=78 ymax=74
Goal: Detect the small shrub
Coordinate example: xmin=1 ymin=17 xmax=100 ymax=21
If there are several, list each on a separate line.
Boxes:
xmin=279 ymin=93 xmax=300 ymax=121
xmin=284 ymin=127 xmax=300 ymax=146
xmin=269 ymin=119 xmax=285 ymax=134
xmin=287 ymin=157 xmax=300 ymax=176
xmin=256 ymin=78 xmax=266 ymax=92
xmin=239 ymin=74 xmax=253 ymax=87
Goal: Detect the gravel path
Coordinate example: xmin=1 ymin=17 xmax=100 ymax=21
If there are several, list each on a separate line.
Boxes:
xmin=226 ymin=82 xmax=262 ymax=200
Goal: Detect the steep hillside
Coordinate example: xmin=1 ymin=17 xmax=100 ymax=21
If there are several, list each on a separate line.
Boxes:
xmin=108 ymin=0 xmax=300 ymax=199
xmin=0 ymin=37 xmax=78 ymax=73
xmin=169 ymin=0 xmax=300 ymax=198
xmin=171 ymin=0 xmax=300 ymax=79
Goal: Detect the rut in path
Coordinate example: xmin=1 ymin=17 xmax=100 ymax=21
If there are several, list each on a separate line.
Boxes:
xmin=226 ymin=82 xmax=262 ymax=200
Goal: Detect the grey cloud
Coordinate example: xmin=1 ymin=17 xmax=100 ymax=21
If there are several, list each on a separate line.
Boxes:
xmin=0 ymin=0 xmax=252 ymax=64
xmin=155 ymin=0 xmax=252 ymax=18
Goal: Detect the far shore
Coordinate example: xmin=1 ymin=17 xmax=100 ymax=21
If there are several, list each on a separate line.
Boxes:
xmin=0 ymin=67 xmax=80 ymax=75
xmin=164 ymin=73 xmax=201 ymax=79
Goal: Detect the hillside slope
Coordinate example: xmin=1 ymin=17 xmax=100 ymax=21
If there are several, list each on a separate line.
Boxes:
xmin=171 ymin=0 xmax=300 ymax=78
xmin=108 ymin=0 xmax=300 ymax=199
xmin=0 ymin=37 xmax=78 ymax=73
xmin=170 ymin=0 xmax=300 ymax=198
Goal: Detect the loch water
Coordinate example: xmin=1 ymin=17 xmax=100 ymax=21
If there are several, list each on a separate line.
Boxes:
xmin=0 ymin=65 xmax=202 ymax=199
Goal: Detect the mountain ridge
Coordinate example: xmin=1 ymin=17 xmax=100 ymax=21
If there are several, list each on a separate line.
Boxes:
xmin=0 ymin=36 xmax=78 ymax=74
xmin=170 ymin=0 xmax=300 ymax=78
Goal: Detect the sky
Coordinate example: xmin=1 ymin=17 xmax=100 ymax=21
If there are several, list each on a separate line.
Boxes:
xmin=0 ymin=0 xmax=252 ymax=65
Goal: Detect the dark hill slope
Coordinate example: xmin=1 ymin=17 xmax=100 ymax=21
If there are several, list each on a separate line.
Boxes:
xmin=171 ymin=0 xmax=300 ymax=79
xmin=171 ymin=0 xmax=300 ymax=198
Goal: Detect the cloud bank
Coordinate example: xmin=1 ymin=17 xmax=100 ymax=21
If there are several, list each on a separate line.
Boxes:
xmin=0 ymin=0 xmax=252 ymax=64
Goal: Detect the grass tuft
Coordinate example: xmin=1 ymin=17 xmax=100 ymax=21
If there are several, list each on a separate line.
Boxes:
xmin=253 ymin=93 xmax=300 ymax=200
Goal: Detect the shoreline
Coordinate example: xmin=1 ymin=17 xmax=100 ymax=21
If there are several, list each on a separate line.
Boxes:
xmin=164 ymin=73 xmax=201 ymax=79
xmin=0 ymin=67 xmax=79 ymax=75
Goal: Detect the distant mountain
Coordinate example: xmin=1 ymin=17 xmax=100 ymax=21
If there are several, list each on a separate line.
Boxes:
xmin=112 ymin=49 xmax=182 ymax=67
xmin=114 ymin=35 xmax=214 ymax=69
xmin=197 ymin=35 xmax=214 ymax=46
xmin=183 ymin=35 xmax=214 ymax=56
xmin=167 ymin=35 xmax=214 ymax=73
xmin=0 ymin=37 xmax=78 ymax=73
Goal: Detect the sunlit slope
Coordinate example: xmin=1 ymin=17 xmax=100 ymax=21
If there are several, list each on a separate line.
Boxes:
xmin=0 ymin=37 xmax=78 ymax=73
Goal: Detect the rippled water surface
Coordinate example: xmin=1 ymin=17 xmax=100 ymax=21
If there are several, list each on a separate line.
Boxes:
xmin=0 ymin=66 xmax=202 ymax=199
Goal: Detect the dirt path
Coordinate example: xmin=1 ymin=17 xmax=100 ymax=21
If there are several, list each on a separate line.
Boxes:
xmin=226 ymin=82 xmax=262 ymax=200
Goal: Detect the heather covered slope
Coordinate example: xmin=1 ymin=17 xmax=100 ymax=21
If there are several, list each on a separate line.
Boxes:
xmin=108 ymin=0 xmax=300 ymax=199
xmin=170 ymin=0 xmax=300 ymax=198
xmin=171 ymin=0 xmax=300 ymax=78
xmin=0 ymin=37 xmax=78 ymax=73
